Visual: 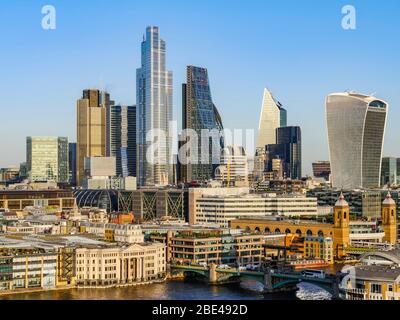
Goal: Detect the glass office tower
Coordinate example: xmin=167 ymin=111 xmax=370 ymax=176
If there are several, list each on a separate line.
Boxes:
xmin=182 ymin=66 xmax=224 ymax=182
xmin=256 ymin=88 xmax=286 ymax=150
xmin=68 ymin=142 xmax=77 ymax=186
xmin=266 ymin=126 xmax=302 ymax=179
xmin=106 ymin=105 xmax=137 ymax=178
xmin=381 ymin=157 xmax=397 ymax=186
xmin=27 ymin=137 xmax=69 ymax=183
xmin=326 ymin=92 xmax=388 ymax=189
xmin=137 ymin=26 xmax=173 ymax=186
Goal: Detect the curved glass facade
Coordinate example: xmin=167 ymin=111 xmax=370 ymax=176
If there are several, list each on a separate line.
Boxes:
xmin=326 ymin=92 xmax=388 ymax=189
xmin=182 ymin=66 xmax=224 ymax=182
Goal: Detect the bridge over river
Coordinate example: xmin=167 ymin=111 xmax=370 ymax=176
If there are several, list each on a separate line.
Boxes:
xmin=170 ymin=264 xmax=344 ymax=299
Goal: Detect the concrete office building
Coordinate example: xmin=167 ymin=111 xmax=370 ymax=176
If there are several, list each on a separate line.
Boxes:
xmin=26 ymin=137 xmax=69 ymax=183
xmin=76 ymin=89 xmax=113 ymax=186
xmin=215 ymin=145 xmax=249 ymax=187
xmin=137 ymin=26 xmax=173 ymax=187
xmin=75 ymin=243 xmax=166 ymax=287
xmin=312 ymin=161 xmax=331 ymax=181
xmin=188 ymin=187 xmax=318 ymax=228
xmin=326 ymin=92 xmax=388 ymax=189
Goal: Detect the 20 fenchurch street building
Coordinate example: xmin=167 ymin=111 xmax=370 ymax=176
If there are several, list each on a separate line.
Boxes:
xmin=326 ymin=92 xmax=388 ymax=189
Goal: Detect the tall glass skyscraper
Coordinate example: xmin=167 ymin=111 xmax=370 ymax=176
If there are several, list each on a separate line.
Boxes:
xmin=106 ymin=105 xmax=137 ymax=178
xmin=182 ymin=66 xmax=224 ymax=182
xmin=137 ymin=26 xmax=173 ymax=187
xmin=326 ymin=92 xmax=388 ymax=189
xmin=256 ymin=88 xmax=286 ymax=150
xmin=266 ymin=126 xmax=302 ymax=179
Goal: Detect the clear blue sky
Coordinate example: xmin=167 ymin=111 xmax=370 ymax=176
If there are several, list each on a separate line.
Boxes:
xmin=0 ymin=0 xmax=399 ymax=175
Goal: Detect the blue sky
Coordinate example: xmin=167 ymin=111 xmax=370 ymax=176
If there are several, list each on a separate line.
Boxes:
xmin=0 ymin=0 xmax=399 ymax=175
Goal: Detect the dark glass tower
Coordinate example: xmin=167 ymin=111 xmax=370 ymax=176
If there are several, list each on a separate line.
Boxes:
xmin=106 ymin=105 xmax=137 ymax=177
xmin=182 ymin=66 xmax=224 ymax=182
xmin=68 ymin=142 xmax=77 ymax=186
xmin=266 ymin=126 xmax=302 ymax=179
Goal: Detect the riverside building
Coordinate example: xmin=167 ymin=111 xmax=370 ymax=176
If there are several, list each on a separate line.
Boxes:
xmin=188 ymin=187 xmax=318 ymax=227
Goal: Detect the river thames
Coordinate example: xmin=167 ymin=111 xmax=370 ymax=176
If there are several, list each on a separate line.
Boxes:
xmin=0 ymin=279 xmax=332 ymax=300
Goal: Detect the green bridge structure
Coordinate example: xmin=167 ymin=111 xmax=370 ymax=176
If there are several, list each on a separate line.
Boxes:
xmin=170 ymin=264 xmax=344 ymax=299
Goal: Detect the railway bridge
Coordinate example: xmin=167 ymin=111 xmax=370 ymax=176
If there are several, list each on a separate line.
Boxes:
xmin=170 ymin=264 xmax=344 ymax=299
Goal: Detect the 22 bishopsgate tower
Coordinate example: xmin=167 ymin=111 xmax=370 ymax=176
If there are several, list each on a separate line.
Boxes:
xmin=137 ymin=26 xmax=173 ymax=187
xmin=326 ymin=92 xmax=388 ymax=190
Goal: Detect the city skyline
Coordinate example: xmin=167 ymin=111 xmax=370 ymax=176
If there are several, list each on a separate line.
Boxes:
xmin=0 ymin=0 xmax=399 ymax=176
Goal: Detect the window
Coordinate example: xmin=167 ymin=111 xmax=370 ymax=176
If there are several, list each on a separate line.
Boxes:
xmin=370 ymin=283 xmax=382 ymax=294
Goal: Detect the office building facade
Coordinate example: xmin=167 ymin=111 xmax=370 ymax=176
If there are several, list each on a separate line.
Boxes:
xmin=326 ymin=92 xmax=388 ymax=189
xmin=26 ymin=137 xmax=69 ymax=183
xmin=68 ymin=143 xmax=77 ymax=186
xmin=106 ymin=105 xmax=137 ymax=178
xmin=266 ymin=126 xmax=302 ymax=180
xmin=256 ymin=88 xmax=286 ymax=150
xmin=381 ymin=157 xmax=397 ymax=186
xmin=182 ymin=65 xmax=224 ymax=183
xmin=312 ymin=161 xmax=331 ymax=181
xmin=215 ymin=145 xmax=248 ymax=187
xmin=76 ymin=89 xmax=113 ymax=186
xmin=137 ymin=26 xmax=173 ymax=187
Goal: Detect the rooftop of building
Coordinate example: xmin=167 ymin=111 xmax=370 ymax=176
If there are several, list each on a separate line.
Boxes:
xmin=352 ymin=265 xmax=400 ymax=282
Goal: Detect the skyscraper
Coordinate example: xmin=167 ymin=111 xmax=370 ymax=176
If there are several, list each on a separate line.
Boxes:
xmin=76 ymin=89 xmax=113 ymax=186
xmin=326 ymin=92 xmax=388 ymax=189
xmin=106 ymin=105 xmax=137 ymax=178
xmin=381 ymin=157 xmax=397 ymax=186
xmin=137 ymin=26 xmax=173 ymax=187
xmin=68 ymin=142 xmax=77 ymax=186
xmin=26 ymin=136 xmax=69 ymax=183
xmin=182 ymin=66 xmax=224 ymax=182
xmin=266 ymin=126 xmax=302 ymax=180
xmin=256 ymin=88 xmax=286 ymax=150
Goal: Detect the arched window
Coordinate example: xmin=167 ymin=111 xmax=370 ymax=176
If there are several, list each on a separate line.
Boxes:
xmin=245 ymin=226 xmax=251 ymax=233
xmin=275 ymin=228 xmax=281 ymax=234
xmin=255 ymin=227 xmax=260 ymax=233
xmin=296 ymin=229 xmax=302 ymax=236
xmin=391 ymin=210 xmax=395 ymax=217
xmin=343 ymin=211 xmax=347 ymax=219
xmin=337 ymin=211 xmax=341 ymax=220
xmin=265 ymin=227 xmax=271 ymax=234
xmin=236 ymin=226 xmax=241 ymax=229
xmin=285 ymin=228 xmax=291 ymax=234
xmin=306 ymin=230 xmax=313 ymax=236
xmin=318 ymin=230 xmax=324 ymax=237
